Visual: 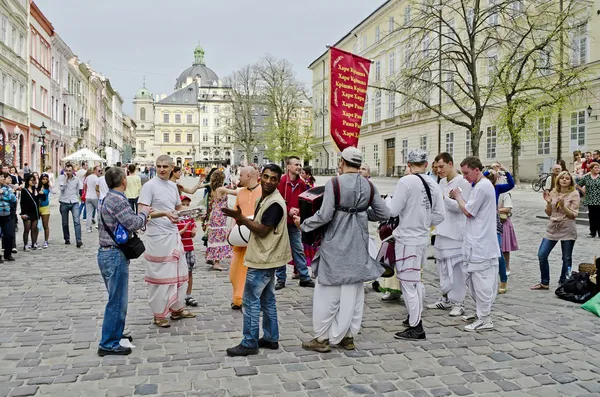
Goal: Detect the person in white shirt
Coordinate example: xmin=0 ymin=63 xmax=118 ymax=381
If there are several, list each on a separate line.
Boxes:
xmin=98 ymin=167 xmax=110 ymax=206
xmin=85 ymin=166 xmax=101 ymax=232
xmin=76 ymin=162 xmax=88 ymax=185
xmin=427 ymin=153 xmax=472 ymax=317
xmin=387 ymin=149 xmax=445 ymax=340
xmin=450 ymin=156 xmax=500 ymax=332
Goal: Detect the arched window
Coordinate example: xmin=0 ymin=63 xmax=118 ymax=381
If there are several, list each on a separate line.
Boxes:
xmin=140 ymin=107 xmax=146 ymax=121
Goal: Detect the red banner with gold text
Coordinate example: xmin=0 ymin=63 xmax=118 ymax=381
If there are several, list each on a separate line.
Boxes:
xmin=329 ymin=47 xmax=371 ymax=151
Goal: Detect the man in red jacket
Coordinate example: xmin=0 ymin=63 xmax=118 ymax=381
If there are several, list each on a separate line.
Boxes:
xmin=275 ymin=156 xmax=315 ymax=290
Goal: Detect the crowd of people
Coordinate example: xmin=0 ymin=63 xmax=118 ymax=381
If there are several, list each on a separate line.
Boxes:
xmin=83 ymin=148 xmax=598 ymax=357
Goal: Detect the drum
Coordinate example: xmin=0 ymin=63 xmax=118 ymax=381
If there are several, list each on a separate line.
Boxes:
xmin=227 ymin=216 xmax=253 ymax=247
xmin=298 ymin=186 xmax=325 ymax=246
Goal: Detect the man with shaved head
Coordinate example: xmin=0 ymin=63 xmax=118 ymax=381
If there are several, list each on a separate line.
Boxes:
xmin=229 ymin=165 xmax=262 ymax=309
xmin=138 ymin=155 xmax=196 ymax=328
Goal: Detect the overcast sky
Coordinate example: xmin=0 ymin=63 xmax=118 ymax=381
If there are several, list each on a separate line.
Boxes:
xmin=35 ymin=0 xmax=381 ymax=114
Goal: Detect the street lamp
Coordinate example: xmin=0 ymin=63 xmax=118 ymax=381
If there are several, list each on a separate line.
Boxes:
xmin=587 ymin=105 xmax=598 ymax=120
xmin=191 ymin=146 xmax=196 ymax=161
xmin=38 ymin=122 xmax=47 ymax=172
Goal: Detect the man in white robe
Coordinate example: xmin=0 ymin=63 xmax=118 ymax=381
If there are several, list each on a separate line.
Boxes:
xmin=387 ymin=149 xmax=445 ymax=340
xmin=296 ymin=147 xmax=389 ymax=352
xmin=427 ymin=152 xmax=472 ymax=316
xmin=450 ymin=156 xmax=499 ymax=332
xmin=138 ymin=155 xmax=196 ymax=328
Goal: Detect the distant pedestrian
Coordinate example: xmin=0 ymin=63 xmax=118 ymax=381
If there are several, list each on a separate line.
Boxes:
xmin=58 ymin=163 xmax=83 ymax=248
xmin=38 ymin=173 xmax=52 ymax=248
xmin=20 ymin=174 xmax=44 ymax=251
xmin=125 ymin=164 xmax=142 ymax=213
xmin=0 ymin=173 xmax=16 ymax=261
xmin=577 ymin=162 xmax=600 ymax=238
xmin=85 ymin=167 xmax=101 ymax=232
xmin=97 ymin=167 xmax=151 ymax=356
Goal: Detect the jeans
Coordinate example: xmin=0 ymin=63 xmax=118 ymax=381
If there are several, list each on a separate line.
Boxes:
xmin=80 ymin=201 xmax=86 ymax=219
xmin=276 ymin=227 xmax=311 ymax=283
xmin=97 ymin=247 xmax=129 ymax=351
xmin=0 ymin=214 xmax=15 ymax=259
xmin=86 ymin=199 xmax=99 ymax=230
xmin=538 ymin=238 xmax=575 ymax=285
xmin=241 ymin=268 xmax=279 ymax=349
xmin=59 ymin=202 xmax=82 ymax=243
xmin=497 ymin=233 xmax=507 ymax=283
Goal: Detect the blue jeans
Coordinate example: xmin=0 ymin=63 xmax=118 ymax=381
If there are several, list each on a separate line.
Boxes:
xmin=241 ymin=268 xmax=279 ymax=349
xmin=538 ymin=238 xmax=575 ymax=285
xmin=97 ymin=247 xmax=129 ymax=351
xmin=59 ymin=202 xmax=82 ymax=243
xmin=276 ymin=227 xmax=311 ymax=283
xmin=497 ymin=233 xmax=507 ymax=283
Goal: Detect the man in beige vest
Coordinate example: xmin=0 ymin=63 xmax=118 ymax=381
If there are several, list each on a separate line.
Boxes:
xmin=223 ymin=164 xmax=292 ymax=356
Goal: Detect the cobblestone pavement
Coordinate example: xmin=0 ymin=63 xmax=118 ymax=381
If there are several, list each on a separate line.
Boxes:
xmin=1 ymin=179 xmax=599 ymax=397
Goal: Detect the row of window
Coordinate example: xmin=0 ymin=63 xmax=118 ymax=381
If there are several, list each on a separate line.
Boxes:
xmin=30 ymin=27 xmax=51 ymax=72
xmin=0 ymin=74 xmax=26 ymax=112
xmin=358 ymin=111 xmax=589 ymax=165
xmin=160 ymin=132 xmax=233 ymax=144
xmin=160 ymin=112 xmax=230 ymax=127
xmin=0 ymin=15 xmax=26 ymax=59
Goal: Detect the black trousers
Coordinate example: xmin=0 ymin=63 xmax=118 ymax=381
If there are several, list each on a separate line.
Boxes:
xmin=588 ymin=205 xmax=600 ymax=237
xmin=0 ymin=215 xmax=15 ymax=259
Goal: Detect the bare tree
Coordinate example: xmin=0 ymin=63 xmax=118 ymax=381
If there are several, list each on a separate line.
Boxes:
xmin=256 ymin=55 xmax=307 ymax=163
xmin=222 ymin=65 xmax=263 ymax=165
xmin=492 ymin=0 xmax=589 ymax=182
xmin=371 ymin=0 xmax=535 ymax=156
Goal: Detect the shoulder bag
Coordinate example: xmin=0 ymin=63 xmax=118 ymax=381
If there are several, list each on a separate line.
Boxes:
xmin=101 ymin=211 xmax=145 ymax=260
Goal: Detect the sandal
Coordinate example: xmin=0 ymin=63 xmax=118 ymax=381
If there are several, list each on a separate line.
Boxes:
xmin=530 ymin=283 xmax=549 ymax=290
xmin=153 ymin=317 xmax=171 ymax=328
xmin=185 ymin=297 xmax=199 ymax=307
xmin=170 ymin=309 xmax=196 ymax=320
xmin=211 ymin=266 xmax=224 ymax=271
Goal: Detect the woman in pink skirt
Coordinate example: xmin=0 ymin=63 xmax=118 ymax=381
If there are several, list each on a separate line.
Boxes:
xmin=499 ymin=192 xmax=519 ymax=275
xmin=206 ymin=171 xmax=237 ymax=271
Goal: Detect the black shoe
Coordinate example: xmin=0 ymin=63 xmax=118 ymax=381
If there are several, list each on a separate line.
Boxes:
xmin=122 ymin=331 xmax=133 ymax=342
xmin=4 ymin=256 xmax=15 ymax=261
xmin=97 ymin=346 xmax=132 ymax=356
xmin=275 ymin=281 xmax=285 ymax=290
xmin=76 ymin=241 xmax=83 ymax=248
xmin=65 ymin=240 xmax=71 ymax=245
xmin=258 ymin=338 xmax=279 ymax=350
xmin=299 ymin=279 xmax=315 ymax=288
xmin=226 ymin=344 xmax=259 ymax=357
xmin=231 ymin=303 xmax=242 ymax=310
xmin=402 ymin=316 xmax=410 ymax=326
xmin=395 ymin=321 xmax=426 ymax=340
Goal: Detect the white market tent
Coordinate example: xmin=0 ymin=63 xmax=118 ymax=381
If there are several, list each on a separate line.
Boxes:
xmin=61 ymin=148 xmax=106 ymax=162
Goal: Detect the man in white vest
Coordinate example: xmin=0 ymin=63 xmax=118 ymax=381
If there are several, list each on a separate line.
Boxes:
xmin=223 ymin=164 xmax=292 ymax=356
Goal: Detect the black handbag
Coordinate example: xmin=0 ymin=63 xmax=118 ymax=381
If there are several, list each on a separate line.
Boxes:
xmin=101 ymin=213 xmax=145 ymax=259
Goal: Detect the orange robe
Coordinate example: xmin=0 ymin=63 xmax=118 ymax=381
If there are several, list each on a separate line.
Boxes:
xmin=229 ymin=185 xmax=262 ymax=306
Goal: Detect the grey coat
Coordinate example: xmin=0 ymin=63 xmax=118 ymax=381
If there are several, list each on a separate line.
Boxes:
xmin=300 ymin=173 xmax=390 ymax=286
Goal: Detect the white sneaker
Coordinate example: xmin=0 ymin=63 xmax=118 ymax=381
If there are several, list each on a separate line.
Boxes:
xmin=87 ymin=228 xmax=93 ymax=233
xmin=426 ymin=299 xmax=452 ymax=310
xmin=464 ymin=319 xmax=494 ymax=332
xmin=381 ymin=291 xmax=400 ymax=301
xmin=461 ymin=313 xmax=477 ymax=322
xmin=449 ymin=306 xmax=465 ymax=317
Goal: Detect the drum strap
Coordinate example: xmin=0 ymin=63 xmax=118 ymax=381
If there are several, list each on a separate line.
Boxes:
xmin=333 ymin=176 xmax=375 ymax=214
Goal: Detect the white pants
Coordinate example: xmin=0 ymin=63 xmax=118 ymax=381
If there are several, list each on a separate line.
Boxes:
xmin=466 ymin=260 xmax=498 ymax=322
xmin=313 ymin=279 xmax=364 ymax=345
xmin=395 ymin=243 xmax=427 ymax=327
xmin=437 ymin=256 xmax=467 ymax=305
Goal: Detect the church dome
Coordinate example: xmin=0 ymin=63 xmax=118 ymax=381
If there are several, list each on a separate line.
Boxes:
xmin=175 ymin=44 xmax=219 ymax=89
xmin=134 ymin=87 xmax=153 ymax=100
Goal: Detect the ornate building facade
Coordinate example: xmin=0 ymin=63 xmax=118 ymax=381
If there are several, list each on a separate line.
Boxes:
xmin=133 ymin=45 xmax=234 ymax=166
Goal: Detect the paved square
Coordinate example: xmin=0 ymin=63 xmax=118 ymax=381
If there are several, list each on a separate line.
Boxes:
xmin=0 ymin=181 xmax=599 ymax=397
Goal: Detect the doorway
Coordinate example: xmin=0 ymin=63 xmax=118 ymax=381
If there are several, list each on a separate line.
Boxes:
xmin=385 ymin=138 xmax=396 ymax=176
